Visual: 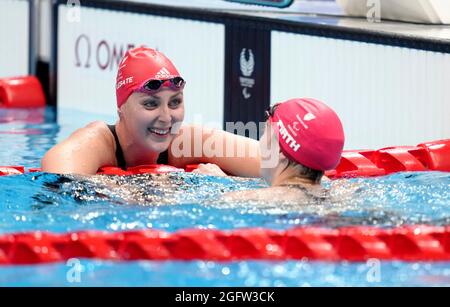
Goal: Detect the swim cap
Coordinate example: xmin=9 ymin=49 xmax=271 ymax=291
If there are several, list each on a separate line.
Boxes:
xmin=269 ymin=98 xmax=345 ymax=171
xmin=115 ymin=47 xmax=181 ymax=108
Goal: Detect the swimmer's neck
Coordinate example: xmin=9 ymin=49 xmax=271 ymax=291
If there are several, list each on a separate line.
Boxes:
xmin=271 ymin=170 xmax=319 ymax=187
xmin=115 ymin=121 xmax=160 ymax=167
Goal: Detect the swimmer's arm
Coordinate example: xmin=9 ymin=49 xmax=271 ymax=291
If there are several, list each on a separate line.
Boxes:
xmin=202 ymin=129 xmax=261 ymax=177
xmin=41 ymin=122 xmax=116 ymax=175
xmin=169 ymin=124 xmax=261 ymax=177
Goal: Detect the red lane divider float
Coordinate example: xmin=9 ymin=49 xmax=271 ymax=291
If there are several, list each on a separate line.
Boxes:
xmin=1 ymin=226 xmax=450 ymax=265
xmin=324 ymin=139 xmax=450 ymax=178
xmin=0 ymin=76 xmax=46 ymax=108
xmin=97 ymin=164 xmax=187 ymax=176
xmin=0 ymin=164 xmax=198 ymax=176
xmin=0 ymin=166 xmax=24 ymax=176
xmin=3 ymin=139 xmax=449 ymax=178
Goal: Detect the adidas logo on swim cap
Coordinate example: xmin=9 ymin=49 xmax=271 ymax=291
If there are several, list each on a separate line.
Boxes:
xmin=155 ymin=67 xmax=171 ymax=79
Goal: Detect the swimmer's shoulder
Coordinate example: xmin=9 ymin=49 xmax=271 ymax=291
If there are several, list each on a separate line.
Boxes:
xmin=71 ymin=121 xmax=118 ymax=159
xmin=223 ymin=188 xmax=268 ymax=202
xmin=42 ymin=121 xmax=116 ymax=174
xmin=224 ymin=187 xmax=290 ymax=201
xmin=63 ymin=121 xmax=115 ymax=150
xmin=224 ymin=186 xmax=319 ymax=203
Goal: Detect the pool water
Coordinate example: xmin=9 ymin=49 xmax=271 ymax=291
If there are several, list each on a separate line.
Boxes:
xmin=0 ymin=107 xmax=449 ymax=286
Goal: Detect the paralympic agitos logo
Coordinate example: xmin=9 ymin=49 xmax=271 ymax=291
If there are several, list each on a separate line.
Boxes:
xmin=239 ymin=48 xmax=255 ymax=100
xmin=74 ymin=34 xmax=136 ymax=70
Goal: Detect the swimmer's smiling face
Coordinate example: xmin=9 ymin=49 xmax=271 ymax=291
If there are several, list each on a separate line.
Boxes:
xmin=119 ymin=89 xmax=185 ymax=152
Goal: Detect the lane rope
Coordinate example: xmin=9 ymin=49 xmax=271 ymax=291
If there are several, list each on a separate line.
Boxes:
xmin=1 ymin=139 xmax=449 ymax=178
xmin=1 ymin=226 xmax=450 ymax=265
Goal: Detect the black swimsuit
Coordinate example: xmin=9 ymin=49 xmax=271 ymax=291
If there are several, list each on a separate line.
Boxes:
xmin=107 ymin=125 xmax=169 ymax=169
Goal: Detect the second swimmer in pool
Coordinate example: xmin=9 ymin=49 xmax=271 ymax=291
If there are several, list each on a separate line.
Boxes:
xmin=199 ymin=98 xmax=345 ymax=203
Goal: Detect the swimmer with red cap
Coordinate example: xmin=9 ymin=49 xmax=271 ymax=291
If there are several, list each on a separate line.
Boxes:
xmin=224 ymin=98 xmax=345 ymax=202
xmin=42 ymin=47 xmax=260 ymax=175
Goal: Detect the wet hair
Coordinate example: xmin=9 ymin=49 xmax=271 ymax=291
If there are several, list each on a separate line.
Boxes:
xmin=282 ymin=158 xmax=324 ymax=183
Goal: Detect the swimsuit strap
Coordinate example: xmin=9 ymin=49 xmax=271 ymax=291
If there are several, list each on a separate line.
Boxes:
xmin=157 ymin=148 xmax=169 ymax=164
xmin=107 ymin=124 xmax=169 ymax=169
xmin=108 ymin=125 xmax=126 ymax=170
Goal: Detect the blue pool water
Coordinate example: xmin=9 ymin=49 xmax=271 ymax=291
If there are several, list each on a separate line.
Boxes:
xmin=0 ymin=107 xmax=449 ymax=286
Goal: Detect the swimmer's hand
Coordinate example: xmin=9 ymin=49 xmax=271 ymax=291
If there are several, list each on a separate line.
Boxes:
xmin=191 ymin=163 xmax=227 ymax=177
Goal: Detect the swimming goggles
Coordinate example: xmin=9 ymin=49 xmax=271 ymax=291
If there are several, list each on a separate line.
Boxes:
xmin=138 ymin=77 xmax=186 ymax=94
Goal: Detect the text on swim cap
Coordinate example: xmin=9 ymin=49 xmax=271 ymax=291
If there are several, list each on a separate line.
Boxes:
xmin=116 ymin=77 xmax=134 ymax=90
xmin=277 ymin=120 xmax=300 ymax=152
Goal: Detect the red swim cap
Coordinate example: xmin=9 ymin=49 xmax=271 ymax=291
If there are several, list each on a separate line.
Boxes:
xmin=116 ymin=47 xmax=181 ymax=108
xmin=269 ymin=98 xmax=345 ymax=171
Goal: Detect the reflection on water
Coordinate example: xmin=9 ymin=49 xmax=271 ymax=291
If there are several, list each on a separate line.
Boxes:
xmin=0 ymin=107 xmax=58 ymax=168
xmin=1 ymin=260 xmax=450 ymax=287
